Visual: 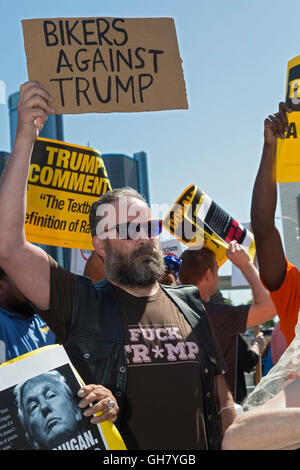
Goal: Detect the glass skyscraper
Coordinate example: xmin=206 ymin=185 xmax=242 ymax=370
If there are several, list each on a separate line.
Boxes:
xmin=102 ymin=151 xmax=150 ymax=205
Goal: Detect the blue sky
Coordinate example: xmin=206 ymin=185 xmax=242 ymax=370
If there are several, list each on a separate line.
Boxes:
xmin=0 ymin=0 xmax=295 ymax=304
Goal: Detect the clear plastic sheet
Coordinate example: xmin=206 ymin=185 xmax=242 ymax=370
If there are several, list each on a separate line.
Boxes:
xmin=243 ymin=315 xmax=300 ymax=411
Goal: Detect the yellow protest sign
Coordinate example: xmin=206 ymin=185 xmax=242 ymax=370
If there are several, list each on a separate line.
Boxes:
xmin=276 ymin=55 xmax=300 ymax=182
xmin=163 ymin=185 xmax=255 ymax=267
xmin=22 ymin=17 xmax=188 ymax=114
xmin=25 ymin=137 xmax=111 ymax=249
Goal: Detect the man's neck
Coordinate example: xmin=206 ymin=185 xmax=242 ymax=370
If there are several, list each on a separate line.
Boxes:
xmin=109 ymin=280 xmax=160 ymax=297
xmin=196 ymin=284 xmax=211 ymax=302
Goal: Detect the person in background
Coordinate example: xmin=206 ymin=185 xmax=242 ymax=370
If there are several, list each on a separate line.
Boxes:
xmin=271 ymin=321 xmax=287 ymax=366
xmin=236 ymin=332 xmax=265 ymax=404
xmin=179 ymin=242 xmax=276 ymax=400
xmin=159 ymin=254 xmax=182 ymax=286
xmin=0 ymin=267 xmax=55 ymax=363
xmin=251 ymin=102 xmax=300 ymax=346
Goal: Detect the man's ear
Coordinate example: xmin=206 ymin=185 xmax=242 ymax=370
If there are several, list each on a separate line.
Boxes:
xmin=205 ymin=267 xmax=213 ymax=281
xmin=92 ymin=236 xmax=106 ymax=261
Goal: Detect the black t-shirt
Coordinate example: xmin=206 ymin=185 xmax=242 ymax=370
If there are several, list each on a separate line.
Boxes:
xmin=203 ymin=300 xmax=249 ymax=399
xmin=236 ymin=334 xmax=259 ymax=404
xmin=37 ymin=258 xmax=226 ymax=450
xmin=114 ymin=285 xmax=210 ymax=449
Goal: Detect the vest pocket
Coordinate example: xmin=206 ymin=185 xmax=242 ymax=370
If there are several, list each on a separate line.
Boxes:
xmin=66 ymin=336 xmax=116 ymax=387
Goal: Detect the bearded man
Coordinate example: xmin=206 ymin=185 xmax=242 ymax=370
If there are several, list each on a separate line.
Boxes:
xmin=0 ymin=81 xmax=236 ymax=450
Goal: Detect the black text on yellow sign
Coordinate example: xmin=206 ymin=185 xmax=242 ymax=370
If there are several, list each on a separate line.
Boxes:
xmin=163 ymin=185 xmax=255 ymax=267
xmin=25 ymin=137 xmax=111 ymax=249
xmin=277 ymin=55 xmax=300 ymax=182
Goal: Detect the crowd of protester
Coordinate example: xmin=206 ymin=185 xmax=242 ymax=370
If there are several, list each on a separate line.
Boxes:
xmin=0 ymin=82 xmax=299 ymax=450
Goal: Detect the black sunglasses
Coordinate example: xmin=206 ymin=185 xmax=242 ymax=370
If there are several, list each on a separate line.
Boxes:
xmin=114 ymin=219 xmax=162 ymax=239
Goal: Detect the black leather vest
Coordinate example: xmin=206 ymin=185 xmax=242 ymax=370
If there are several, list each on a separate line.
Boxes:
xmin=65 ymin=276 xmax=222 ymax=450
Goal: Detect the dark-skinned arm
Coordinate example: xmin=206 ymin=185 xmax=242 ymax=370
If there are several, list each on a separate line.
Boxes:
xmin=250 ymin=102 xmax=292 ymax=291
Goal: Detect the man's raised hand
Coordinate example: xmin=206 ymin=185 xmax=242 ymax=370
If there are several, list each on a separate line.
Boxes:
xmin=16 ymin=81 xmax=55 ymax=144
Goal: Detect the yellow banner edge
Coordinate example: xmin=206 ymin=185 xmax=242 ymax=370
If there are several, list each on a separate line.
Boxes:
xmin=37 ymin=137 xmax=102 ymax=156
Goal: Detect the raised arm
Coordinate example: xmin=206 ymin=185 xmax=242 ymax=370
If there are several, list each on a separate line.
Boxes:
xmin=226 ymin=241 xmax=276 ymax=327
xmin=250 ymin=103 xmax=292 ymax=291
xmin=0 ymin=81 xmax=56 ymax=310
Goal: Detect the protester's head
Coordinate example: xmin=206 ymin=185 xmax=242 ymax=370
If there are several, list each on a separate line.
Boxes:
xmin=14 ymin=370 xmax=82 ymax=449
xmin=159 ymin=254 xmax=182 ymax=286
xmin=0 ymin=267 xmax=34 ymax=316
xmin=179 ymin=247 xmax=219 ymax=301
xmin=89 ymin=187 xmax=165 ymax=288
xmin=89 ymin=187 xmax=147 ymax=238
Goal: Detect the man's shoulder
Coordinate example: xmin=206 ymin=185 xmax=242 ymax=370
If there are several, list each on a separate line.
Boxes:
xmin=204 ymin=300 xmax=250 ymax=322
xmin=160 ymin=283 xmax=206 ymax=317
xmin=161 ymin=283 xmax=201 ymax=295
xmin=160 ymin=283 xmax=203 ymax=302
xmin=269 ymin=258 xmax=300 ymax=295
xmin=285 ymin=258 xmax=300 ymax=280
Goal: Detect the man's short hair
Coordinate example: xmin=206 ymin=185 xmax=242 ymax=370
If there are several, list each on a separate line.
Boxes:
xmin=89 ymin=187 xmax=147 ymax=237
xmin=179 ymin=247 xmax=216 ymax=285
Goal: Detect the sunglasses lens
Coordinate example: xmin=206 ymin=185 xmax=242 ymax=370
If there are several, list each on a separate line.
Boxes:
xmin=127 ymin=223 xmax=140 ymax=239
xmin=117 ymin=220 xmax=162 ymax=239
xmin=148 ymin=220 xmax=162 ymax=238
xmin=117 ymin=224 xmax=129 ymax=239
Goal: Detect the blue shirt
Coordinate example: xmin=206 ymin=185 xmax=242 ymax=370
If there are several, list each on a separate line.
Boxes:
xmin=261 ymin=345 xmax=274 ymax=376
xmin=0 ymin=308 xmax=55 ymax=363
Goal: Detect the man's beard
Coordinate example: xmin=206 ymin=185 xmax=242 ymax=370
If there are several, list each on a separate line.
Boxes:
xmin=104 ymin=242 xmax=165 ymax=288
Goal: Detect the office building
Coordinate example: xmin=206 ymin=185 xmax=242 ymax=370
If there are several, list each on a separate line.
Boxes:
xmin=102 ymin=151 xmax=150 ymax=205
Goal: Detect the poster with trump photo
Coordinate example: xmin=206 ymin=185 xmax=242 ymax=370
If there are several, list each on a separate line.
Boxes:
xmin=0 ymin=345 xmax=126 ymax=450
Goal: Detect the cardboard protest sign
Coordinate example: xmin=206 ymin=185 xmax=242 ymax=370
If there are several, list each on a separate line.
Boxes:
xmin=276 ymin=55 xmax=300 ymax=182
xmin=0 ymin=345 xmax=126 ymax=450
xmin=25 ymin=137 xmax=111 ymax=249
xmin=22 ymin=17 xmax=188 ymax=114
xmin=163 ymin=185 xmax=256 ymax=267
